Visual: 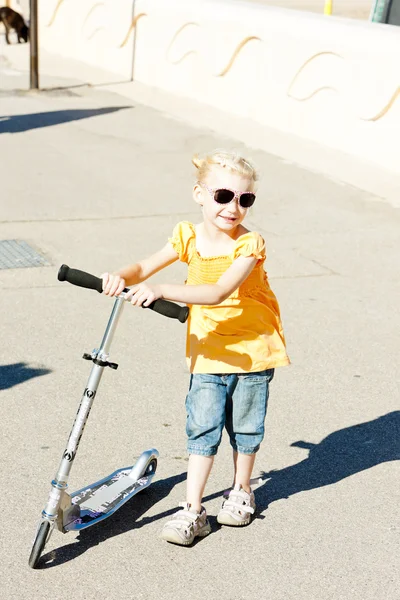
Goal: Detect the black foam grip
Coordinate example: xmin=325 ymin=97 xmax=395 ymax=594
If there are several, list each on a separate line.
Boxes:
xmin=145 ymin=299 xmax=189 ymax=323
xmin=58 ymin=264 xmax=103 ymax=293
xmin=58 ymin=265 xmax=189 ymax=322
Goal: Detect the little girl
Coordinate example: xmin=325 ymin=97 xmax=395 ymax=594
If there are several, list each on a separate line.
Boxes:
xmin=102 ymin=149 xmax=289 ymax=546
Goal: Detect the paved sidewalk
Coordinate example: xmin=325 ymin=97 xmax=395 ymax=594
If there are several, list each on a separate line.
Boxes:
xmin=0 ymin=40 xmax=399 ymax=600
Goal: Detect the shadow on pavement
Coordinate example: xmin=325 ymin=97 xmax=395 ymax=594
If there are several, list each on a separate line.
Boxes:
xmin=0 ymin=362 xmax=51 ymax=390
xmin=38 ymin=411 xmax=399 ymax=567
xmin=255 ymin=411 xmax=400 ymax=511
xmin=39 ymin=81 xmax=132 ymax=93
xmin=39 ymin=471 xmax=188 ymax=568
xmin=0 ymin=106 xmax=132 ymax=133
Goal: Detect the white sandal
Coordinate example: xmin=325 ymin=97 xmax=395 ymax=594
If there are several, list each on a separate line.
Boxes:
xmin=217 ymin=484 xmax=256 ymax=526
xmin=161 ymin=503 xmax=211 ymax=545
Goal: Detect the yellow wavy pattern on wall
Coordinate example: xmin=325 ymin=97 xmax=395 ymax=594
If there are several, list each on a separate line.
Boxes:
xmin=288 ymin=51 xmax=399 ymax=121
xmin=364 ymin=86 xmax=400 ymax=122
xmin=86 ymin=27 xmax=105 ymax=41
xmin=288 ymin=86 xmax=338 ymax=102
xmin=119 ymin=13 xmax=147 ymax=48
xmin=46 ymin=0 xmax=65 ymax=27
xmin=167 ymin=26 xmax=261 ymax=77
xmin=287 ymin=51 xmax=344 ymax=100
xmin=216 ymin=36 xmax=261 ymax=77
xmin=81 ymin=2 xmax=105 ymax=40
xmin=82 ymin=3 xmax=105 ymax=30
xmin=45 ymin=10 xmax=398 ymax=121
xmin=166 ymin=22 xmax=200 ymax=64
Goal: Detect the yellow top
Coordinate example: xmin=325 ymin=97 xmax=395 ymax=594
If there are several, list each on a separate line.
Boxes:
xmin=169 ymin=221 xmax=290 ymax=374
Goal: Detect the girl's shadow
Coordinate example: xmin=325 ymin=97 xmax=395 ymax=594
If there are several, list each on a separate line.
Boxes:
xmin=256 ymin=411 xmax=400 ymax=511
xmin=39 ymin=411 xmax=399 ymax=567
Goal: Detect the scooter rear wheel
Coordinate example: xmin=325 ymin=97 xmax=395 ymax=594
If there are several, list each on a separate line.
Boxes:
xmin=29 ymin=520 xmax=50 ymax=569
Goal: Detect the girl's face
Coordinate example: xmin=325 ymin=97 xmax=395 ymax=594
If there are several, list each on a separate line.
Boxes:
xmin=193 ymin=166 xmax=255 ymax=232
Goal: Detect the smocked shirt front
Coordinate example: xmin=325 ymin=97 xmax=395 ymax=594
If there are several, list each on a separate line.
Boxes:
xmin=169 ymin=221 xmax=290 ymax=374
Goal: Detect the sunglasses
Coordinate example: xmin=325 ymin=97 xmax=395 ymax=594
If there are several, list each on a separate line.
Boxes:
xmin=199 ymin=182 xmax=256 ymax=208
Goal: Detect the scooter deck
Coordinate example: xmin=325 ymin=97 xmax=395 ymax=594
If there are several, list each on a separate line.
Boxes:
xmin=64 ymin=466 xmax=153 ymax=531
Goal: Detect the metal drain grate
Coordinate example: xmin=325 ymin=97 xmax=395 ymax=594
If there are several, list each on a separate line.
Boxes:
xmin=0 ymin=240 xmax=50 ymax=269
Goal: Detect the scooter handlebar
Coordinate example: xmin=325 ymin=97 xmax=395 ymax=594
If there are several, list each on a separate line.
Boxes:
xmin=58 ymin=264 xmax=103 ymax=293
xmin=58 ymin=264 xmax=189 ymax=323
xmin=145 ymin=299 xmax=189 ymax=323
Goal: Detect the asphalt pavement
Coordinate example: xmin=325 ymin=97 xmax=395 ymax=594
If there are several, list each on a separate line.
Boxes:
xmin=0 ymin=38 xmax=399 ymax=600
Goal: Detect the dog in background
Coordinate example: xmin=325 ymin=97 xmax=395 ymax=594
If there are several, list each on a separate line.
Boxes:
xmin=0 ymin=6 xmax=29 ymax=44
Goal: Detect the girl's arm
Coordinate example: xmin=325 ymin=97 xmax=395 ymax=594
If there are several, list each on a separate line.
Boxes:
xmin=127 ymin=255 xmax=258 ymax=306
xmin=117 ymin=243 xmax=179 ymax=284
xmin=103 ymin=243 xmax=179 ymax=296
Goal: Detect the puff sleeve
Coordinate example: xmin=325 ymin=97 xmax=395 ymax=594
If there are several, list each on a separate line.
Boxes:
xmin=168 ymin=221 xmax=196 ymax=263
xmin=234 ymin=232 xmax=266 ymax=262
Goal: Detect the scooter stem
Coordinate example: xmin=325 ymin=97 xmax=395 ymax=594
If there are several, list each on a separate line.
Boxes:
xmin=98 ymin=294 xmax=126 ymax=355
xmin=42 ymin=296 xmax=125 ymax=520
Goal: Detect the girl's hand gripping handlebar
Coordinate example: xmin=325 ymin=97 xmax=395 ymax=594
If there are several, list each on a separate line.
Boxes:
xmin=58 ymin=264 xmax=189 ymax=323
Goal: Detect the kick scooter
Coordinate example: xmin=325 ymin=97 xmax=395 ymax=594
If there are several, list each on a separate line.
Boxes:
xmin=28 ymin=265 xmax=188 ymax=569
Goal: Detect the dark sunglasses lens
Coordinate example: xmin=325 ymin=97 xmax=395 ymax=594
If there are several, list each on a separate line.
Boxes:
xmin=240 ymin=193 xmax=256 ymax=208
xmin=214 ymin=189 xmax=235 ymax=204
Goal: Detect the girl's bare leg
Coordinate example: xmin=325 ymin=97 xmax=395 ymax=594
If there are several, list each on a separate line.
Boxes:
xmin=186 ymin=454 xmax=214 ymax=512
xmin=232 ymin=450 xmax=256 ymax=494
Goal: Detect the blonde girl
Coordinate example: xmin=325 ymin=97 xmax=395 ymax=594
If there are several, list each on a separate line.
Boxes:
xmin=102 ymin=150 xmax=289 ymax=546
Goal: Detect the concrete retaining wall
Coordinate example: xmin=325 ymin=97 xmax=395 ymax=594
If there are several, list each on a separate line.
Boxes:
xmin=38 ymin=0 xmax=399 ymax=172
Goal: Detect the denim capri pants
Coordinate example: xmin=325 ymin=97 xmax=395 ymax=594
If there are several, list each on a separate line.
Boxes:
xmin=185 ymin=369 xmax=274 ymax=456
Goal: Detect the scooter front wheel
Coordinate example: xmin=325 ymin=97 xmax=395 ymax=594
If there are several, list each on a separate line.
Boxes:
xmin=144 ymin=458 xmax=157 ymax=476
xmin=29 ymin=520 xmax=51 ymax=569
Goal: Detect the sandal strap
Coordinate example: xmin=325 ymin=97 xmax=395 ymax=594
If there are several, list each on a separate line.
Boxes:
xmin=164 ymin=504 xmax=201 ymax=530
xmin=222 ymin=489 xmax=255 ymax=514
xmin=223 ymin=498 xmax=255 ymax=515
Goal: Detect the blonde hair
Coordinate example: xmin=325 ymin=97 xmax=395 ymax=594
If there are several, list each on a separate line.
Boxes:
xmin=192 ymin=149 xmax=258 ymax=183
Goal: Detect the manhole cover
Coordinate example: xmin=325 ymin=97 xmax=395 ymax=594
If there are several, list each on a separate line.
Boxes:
xmin=0 ymin=240 xmax=50 ymax=269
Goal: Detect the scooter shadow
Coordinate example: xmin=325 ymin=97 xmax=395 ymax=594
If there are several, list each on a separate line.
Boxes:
xmin=40 ymin=471 xmax=189 ymax=568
